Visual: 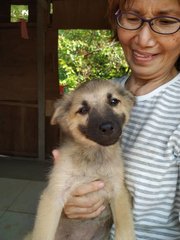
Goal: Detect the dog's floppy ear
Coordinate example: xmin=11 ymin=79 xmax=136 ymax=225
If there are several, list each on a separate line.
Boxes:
xmin=50 ymin=99 xmax=63 ymax=125
xmin=112 ymin=80 xmax=135 ymax=106
xmin=50 ymin=94 xmax=72 ymax=125
xmin=122 ymin=88 xmax=135 ymax=106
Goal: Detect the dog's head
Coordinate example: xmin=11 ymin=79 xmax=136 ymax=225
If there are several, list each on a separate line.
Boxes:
xmin=51 ymin=80 xmax=134 ymax=146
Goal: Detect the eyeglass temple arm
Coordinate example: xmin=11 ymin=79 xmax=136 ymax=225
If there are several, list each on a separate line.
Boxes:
xmin=115 ymin=9 xmax=120 ymax=16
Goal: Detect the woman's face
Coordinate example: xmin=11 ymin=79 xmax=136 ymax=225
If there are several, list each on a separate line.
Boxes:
xmin=117 ymin=0 xmax=180 ymax=80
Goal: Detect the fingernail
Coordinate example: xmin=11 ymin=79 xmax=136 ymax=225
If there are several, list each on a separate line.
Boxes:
xmin=98 ymin=182 xmax=105 ymax=188
xmin=100 ymin=205 xmax=106 ymax=212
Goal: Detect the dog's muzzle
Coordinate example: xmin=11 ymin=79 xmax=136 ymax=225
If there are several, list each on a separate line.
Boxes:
xmin=79 ymin=109 xmax=125 ymax=146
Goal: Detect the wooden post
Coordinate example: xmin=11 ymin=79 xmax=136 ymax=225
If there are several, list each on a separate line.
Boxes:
xmin=37 ymin=0 xmax=47 ymax=161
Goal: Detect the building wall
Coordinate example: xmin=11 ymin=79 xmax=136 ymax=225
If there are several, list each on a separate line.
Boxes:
xmin=0 ymin=26 xmax=59 ymax=158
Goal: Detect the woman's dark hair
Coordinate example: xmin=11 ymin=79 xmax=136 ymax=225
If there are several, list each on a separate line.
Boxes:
xmin=108 ymin=0 xmax=124 ymax=40
xmin=107 ymin=0 xmax=180 ymax=71
xmin=108 ymin=0 xmax=133 ymax=40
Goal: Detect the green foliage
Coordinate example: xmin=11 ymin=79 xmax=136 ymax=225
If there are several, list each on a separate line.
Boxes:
xmin=58 ymin=30 xmax=128 ymax=90
xmin=11 ymin=5 xmax=29 ymax=22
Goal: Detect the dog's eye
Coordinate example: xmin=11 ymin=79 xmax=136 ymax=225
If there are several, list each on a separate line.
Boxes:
xmin=77 ymin=106 xmax=89 ymax=115
xmin=109 ymin=98 xmax=120 ymax=107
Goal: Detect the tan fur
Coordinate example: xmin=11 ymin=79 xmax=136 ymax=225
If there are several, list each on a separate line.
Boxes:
xmin=25 ymin=79 xmax=136 ymax=240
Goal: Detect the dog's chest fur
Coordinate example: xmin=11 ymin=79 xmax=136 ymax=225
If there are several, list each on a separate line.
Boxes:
xmin=49 ymin=141 xmax=124 ymax=203
xmin=50 ymin=141 xmax=124 ymax=240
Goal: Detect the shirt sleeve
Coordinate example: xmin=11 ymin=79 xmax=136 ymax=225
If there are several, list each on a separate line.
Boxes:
xmin=174 ymin=125 xmax=180 ymax=165
xmin=172 ymin=124 xmax=180 ymax=222
xmin=178 ymin=164 xmax=180 ymax=223
xmin=168 ymin=123 xmax=180 ymax=222
xmin=168 ymin=123 xmax=180 ymax=165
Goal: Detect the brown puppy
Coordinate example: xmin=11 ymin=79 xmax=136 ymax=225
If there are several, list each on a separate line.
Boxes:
xmin=25 ymin=79 xmax=135 ymax=240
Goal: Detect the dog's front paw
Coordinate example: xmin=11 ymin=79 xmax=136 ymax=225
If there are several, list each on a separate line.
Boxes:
xmin=23 ymin=232 xmax=32 ymax=240
xmin=115 ymin=231 xmax=136 ymax=240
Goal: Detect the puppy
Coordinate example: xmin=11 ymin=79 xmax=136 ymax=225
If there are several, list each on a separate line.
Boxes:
xmin=25 ymin=79 xmax=135 ymax=240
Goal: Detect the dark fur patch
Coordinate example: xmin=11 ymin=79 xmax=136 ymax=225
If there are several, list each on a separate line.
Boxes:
xmin=78 ymin=107 xmax=125 ymax=146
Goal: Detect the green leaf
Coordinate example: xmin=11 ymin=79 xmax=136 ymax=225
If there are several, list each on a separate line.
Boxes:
xmin=58 ymin=30 xmax=128 ymax=89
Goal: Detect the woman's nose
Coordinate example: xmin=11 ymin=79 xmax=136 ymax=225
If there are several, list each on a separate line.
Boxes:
xmin=134 ymin=24 xmax=156 ymax=48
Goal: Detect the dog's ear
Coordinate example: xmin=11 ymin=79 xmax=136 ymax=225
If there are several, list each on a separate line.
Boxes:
xmin=50 ymin=99 xmax=63 ymax=125
xmin=50 ymin=94 xmax=72 ymax=125
xmin=112 ymin=80 xmax=135 ymax=106
xmin=122 ymin=88 xmax=135 ymax=107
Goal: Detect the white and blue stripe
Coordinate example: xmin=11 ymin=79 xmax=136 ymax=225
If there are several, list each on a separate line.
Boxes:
xmin=110 ymin=73 xmax=180 ymax=240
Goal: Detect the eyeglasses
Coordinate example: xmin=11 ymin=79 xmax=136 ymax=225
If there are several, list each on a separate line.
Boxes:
xmin=115 ymin=10 xmax=180 ymax=35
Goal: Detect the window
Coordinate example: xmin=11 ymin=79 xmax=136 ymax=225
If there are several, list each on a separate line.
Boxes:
xmin=11 ymin=5 xmax=29 ymax=22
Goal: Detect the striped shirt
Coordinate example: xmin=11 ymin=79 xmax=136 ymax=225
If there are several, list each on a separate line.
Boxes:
xmin=110 ymin=73 xmax=180 ymax=240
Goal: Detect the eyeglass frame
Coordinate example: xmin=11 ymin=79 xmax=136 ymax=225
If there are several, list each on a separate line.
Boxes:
xmin=115 ymin=9 xmax=180 ymax=35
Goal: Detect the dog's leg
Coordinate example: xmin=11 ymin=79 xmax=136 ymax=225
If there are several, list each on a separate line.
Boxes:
xmin=31 ymin=187 xmax=65 ymax=240
xmin=110 ymin=186 xmax=135 ymax=240
xmin=24 ymin=232 xmax=32 ymax=240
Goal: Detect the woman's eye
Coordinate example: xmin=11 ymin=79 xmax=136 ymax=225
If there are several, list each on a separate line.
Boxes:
xmin=109 ymin=98 xmax=120 ymax=106
xmin=127 ymin=16 xmax=139 ymax=22
xmin=158 ymin=18 xmax=177 ymax=25
xmin=125 ymin=13 xmax=141 ymax=22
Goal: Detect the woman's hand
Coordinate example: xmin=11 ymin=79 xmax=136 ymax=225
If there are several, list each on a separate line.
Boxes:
xmin=64 ymin=181 xmax=105 ymax=219
xmin=52 ymin=149 xmax=105 ymax=219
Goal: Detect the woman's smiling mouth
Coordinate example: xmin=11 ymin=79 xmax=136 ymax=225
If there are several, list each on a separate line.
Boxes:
xmin=133 ymin=50 xmax=158 ymax=63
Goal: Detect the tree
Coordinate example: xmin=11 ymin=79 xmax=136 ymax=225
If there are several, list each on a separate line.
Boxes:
xmin=58 ymin=30 xmax=128 ymax=90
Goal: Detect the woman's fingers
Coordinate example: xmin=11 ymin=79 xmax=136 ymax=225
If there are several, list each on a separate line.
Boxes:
xmin=64 ymin=181 xmax=105 ymax=219
xmin=66 ymin=205 xmax=106 ymax=219
xmin=72 ymin=181 xmax=105 ymax=196
xmin=64 ymin=197 xmax=105 ymax=219
xmin=52 ymin=149 xmax=60 ymax=164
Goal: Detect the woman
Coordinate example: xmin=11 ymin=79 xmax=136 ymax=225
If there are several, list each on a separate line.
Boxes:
xmin=54 ymin=0 xmax=180 ymax=239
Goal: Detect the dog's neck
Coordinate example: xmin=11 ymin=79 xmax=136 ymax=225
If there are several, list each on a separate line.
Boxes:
xmin=62 ymin=138 xmax=121 ymax=165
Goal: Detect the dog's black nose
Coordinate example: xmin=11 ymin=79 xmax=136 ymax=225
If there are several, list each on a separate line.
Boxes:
xmin=99 ymin=122 xmax=114 ymax=135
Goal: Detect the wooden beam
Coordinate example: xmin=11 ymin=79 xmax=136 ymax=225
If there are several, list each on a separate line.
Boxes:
xmin=52 ymin=0 xmax=110 ymax=29
xmin=39 ymin=0 xmax=49 ymax=10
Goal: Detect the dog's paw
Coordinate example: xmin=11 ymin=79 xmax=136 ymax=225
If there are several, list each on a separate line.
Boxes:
xmin=23 ymin=232 xmax=32 ymax=240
